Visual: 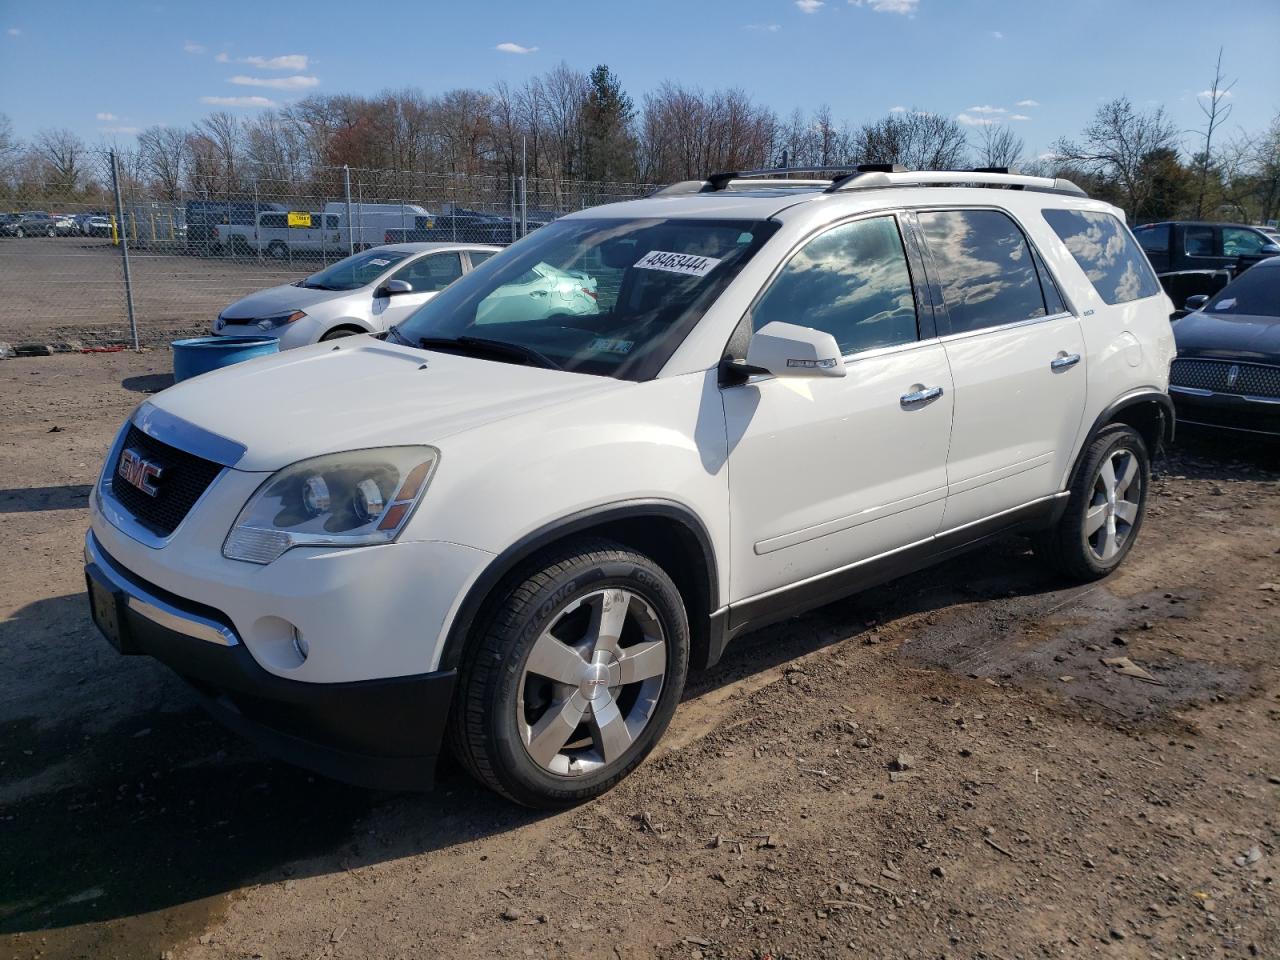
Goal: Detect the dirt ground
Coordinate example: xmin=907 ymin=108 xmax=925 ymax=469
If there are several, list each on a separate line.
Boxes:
xmin=0 ymin=238 xmax=317 ymax=347
xmin=1 ymin=351 xmax=1277 ymax=960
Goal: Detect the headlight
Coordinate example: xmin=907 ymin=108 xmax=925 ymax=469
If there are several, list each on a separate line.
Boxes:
xmin=223 ymin=446 xmax=439 ymax=564
xmin=256 ymin=310 xmax=307 ymax=330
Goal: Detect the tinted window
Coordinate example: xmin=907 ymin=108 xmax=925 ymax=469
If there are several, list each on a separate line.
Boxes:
xmin=1184 ymin=226 xmax=1216 ymax=257
xmin=1205 ymin=264 xmax=1280 ymax=318
xmin=918 ymin=210 xmax=1046 ymax=333
xmin=391 ymin=252 xmax=463 ymax=292
xmin=752 ymin=216 xmax=918 ymax=355
xmin=469 ymin=251 xmax=495 ymax=267
xmin=1031 ymin=245 xmax=1068 ymax=314
xmin=1043 ymin=209 xmax=1161 ymax=305
xmin=1133 ymin=224 xmax=1170 ymax=254
xmin=1223 ymin=227 xmax=1268 ymax=257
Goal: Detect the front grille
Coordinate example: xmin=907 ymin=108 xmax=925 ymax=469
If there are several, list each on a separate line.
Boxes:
xmin=109 ymin=425 xmax=223 ymax=537
xmin=1170 ymin=359 xmax=1280 ymax=398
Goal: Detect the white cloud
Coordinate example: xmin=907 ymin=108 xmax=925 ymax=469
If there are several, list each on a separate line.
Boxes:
xmin=201 ymin=95 xmax=277 ymax=108
xmin=215 ymin=51 xmax=229 ymax=62
xmin=889 ymin=105 xmax=907 ymax=113
xmin=966 ymin=104 xmax=1007 ymax=114
xmin=242 ymin=53 xmax=308 ymax=70
xmin=1198 ymin=88 xmax=1233 ymax=98
xmin=745 ymin=22 xmax=782 ymax=31
xmin=957 ymin=113 xmax=999 ymax=126
xmin=1009 ymin=114 xmax=1031 ymax=121
xmin=795 ymin=0 xmax=824 ymax=12
xmin=849 ymin=0 xmax=918 ymax=14
xmin=495 ymin=41 xmax=538 ymax=54
xmin=992 ymin=30 xmax=1003 ymax=38
xmin=95 ymin=112 xmax=117 ymax=121
xmin=183 ymin=41 xmax=204 ymax=54
xmin=6 ymin=27 xmax=20 ymax=37
xmin=229 ymin=74 xmax=319 ymax=90
xmin=1016 ymin=99 xmax=1039 ymax=107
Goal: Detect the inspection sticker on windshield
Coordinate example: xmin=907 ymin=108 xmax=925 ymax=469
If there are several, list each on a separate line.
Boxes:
xmin=589 ymin=337 xmax=634 ymax=355
xmin=634 ymin=250 xmax=722 ymax=277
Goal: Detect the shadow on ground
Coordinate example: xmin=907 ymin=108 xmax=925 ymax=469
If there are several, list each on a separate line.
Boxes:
xmin=121 ymin=373 xmax=174 ymax=394
xmin=0 ymin=485 xmax=93 ymax=514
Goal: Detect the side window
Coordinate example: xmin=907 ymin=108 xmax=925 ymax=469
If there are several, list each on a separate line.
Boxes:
xmin=1184 ymin=226 xmax=1216 ymax=257
xmin=1223 ymin=227 xmax=1267 ymax=257
xmin=917 ymin=209 xmax=1047 ymax=334
xmin=1042 ymin=209 xmax=1161 ymax=305
xmin=1030 ymin=245 xmax=1068 ymax=315
xmin=1133 ymin=224 xmax=1170 ymax=254
xmin=751 ymin=215 xmax=918 ymax=355
xmin=325 ymin=215 xmax=340 ymax=230
xmin=391 ymin=252 xmax=463 ymax=292
xmin=468 ymin=250 xmax=495 ymax=268
xmin=259 ymin=213 xmax=287 ymax=229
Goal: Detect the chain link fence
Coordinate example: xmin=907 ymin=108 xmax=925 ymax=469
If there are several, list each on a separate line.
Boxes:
xmin=0 ymin=150 xmax=654 ymax=349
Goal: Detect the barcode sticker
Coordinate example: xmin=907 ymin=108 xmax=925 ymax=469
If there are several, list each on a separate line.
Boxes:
xmin=633 ymin=250 xmax=722 ymax=277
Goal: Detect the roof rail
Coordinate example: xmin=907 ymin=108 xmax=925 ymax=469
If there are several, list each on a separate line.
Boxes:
xmin=824 ymin=169 xmax=1087 ymax=198
xmin=650 ymin=164 xmax=907 ymax=197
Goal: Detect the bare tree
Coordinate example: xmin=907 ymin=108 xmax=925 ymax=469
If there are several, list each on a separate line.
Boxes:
xmin=0 ymin=113 xmax=19 ymax=184
xmin=137 ymin=125 xmax=187 ymax=200
xmin=972 ymin=123 xmax=1024 ymax=169
xmin=35 ymin=128 xmax=86 ymax=193
xmin=1052 ymin=97 xmax=1178 ymax=220
xmin=853 ymin=112 xmax=968 ymax=170
xmin=1193 ymin=47 xmax=1235 ymax=219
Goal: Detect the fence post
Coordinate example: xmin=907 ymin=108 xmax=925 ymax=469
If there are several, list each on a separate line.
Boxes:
xmin=520 ymin=136 xmax=527 ymax=239
xmin=343 ymin=164 xmax=354 ymax=256
xmin=109 ymin=150 xmax=139 ymax=350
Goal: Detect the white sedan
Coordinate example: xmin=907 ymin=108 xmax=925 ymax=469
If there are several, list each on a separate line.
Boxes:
xmin=213 ymin=243 xmax=499 ymax=349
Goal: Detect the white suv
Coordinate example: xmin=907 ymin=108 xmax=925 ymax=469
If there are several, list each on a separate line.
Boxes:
xmin=86 ymin=167 xmax=1176 ymax=807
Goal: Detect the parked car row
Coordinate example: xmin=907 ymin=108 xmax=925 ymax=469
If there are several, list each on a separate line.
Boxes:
xmin=1134 ymin=220 xmax=1280 ymax=308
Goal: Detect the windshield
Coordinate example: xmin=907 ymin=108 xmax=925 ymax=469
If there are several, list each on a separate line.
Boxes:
xmin=1206 ymin=264 xmax=1280 ymax=318
xmin=395 ymin=217 xmax=779 ymax=380
xmin=301 ymin=248 xmax=411 ymax=291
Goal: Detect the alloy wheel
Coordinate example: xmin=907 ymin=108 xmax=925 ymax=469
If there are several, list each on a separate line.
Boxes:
xmin=517 ymin=587 xmax=667 ymax=777
xmin=1085 ymin=447 xmax=1141 ymax=562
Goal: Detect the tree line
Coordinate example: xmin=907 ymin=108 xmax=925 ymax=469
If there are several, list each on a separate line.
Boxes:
xmin=1 ymin=59 xmax=1276 ymax=224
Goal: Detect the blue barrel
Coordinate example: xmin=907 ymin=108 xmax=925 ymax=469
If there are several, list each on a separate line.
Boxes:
xmin=171 ymin=335 xmax=279 ymax=383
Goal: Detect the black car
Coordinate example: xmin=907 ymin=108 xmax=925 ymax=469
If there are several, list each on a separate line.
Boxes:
xmin=1168 ymin=257 xmax=1280 ymax=437
xmin=1134 ymin=221 xmax=1280 ymax=310
xmin=384 ymin=211 xmax=518 ymax=246
xmin=0 ymin=211 xmax=57 ymax=238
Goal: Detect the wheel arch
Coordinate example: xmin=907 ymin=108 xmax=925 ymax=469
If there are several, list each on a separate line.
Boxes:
xmin=438 ymin=500 xmax=721 ymax=674
xmin=1069 ymin=389 xmax=1173 ymax=491
xmin=321 ymin=319 xmax=374 ymax=339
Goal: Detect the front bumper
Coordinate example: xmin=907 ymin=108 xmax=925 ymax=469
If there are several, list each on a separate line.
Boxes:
xmin=85 ymin=531 xmax=455 ymax=790
xmin=1170 ymin=386 xmax=1280 ymax=437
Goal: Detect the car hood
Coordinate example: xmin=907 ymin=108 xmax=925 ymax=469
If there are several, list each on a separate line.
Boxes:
xmin=144 ymin=339 xmax=622 ymax=472
xmin=220 ymin=282 xmax=355 ymax=320
xmin=1173 ymin=310 xmax=1280 ymax=364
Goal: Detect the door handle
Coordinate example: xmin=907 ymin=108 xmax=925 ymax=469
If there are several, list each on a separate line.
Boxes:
xmin=900 ymin=385 xmax=944 ymax=408
xmin=1050 ymin=352 xmax=1081 ymax=371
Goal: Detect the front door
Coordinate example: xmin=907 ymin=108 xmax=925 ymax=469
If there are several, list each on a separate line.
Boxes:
xmin=914 ymin=208 xmax=1087 ymax=529
xmin=374 ymin=251 xmax=465 ymax=330
xmin=723 ymin=213 xmax=954 ymax=604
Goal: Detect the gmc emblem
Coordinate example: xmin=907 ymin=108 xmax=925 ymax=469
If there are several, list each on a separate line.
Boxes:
xmin=118 ymin=448 xmax=163 ymax=497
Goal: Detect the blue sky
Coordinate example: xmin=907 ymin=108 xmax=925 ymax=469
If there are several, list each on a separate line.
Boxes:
xmin=2 ymin=0 xmax=1278 ymax=161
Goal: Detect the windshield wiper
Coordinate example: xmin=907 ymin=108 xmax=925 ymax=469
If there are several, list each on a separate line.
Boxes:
xmin=417 ymin=335 xmax=561 ymax=370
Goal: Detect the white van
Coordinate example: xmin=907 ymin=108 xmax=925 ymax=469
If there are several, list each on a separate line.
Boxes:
xmin=324 ymin=202 xmax=431 ymax=251
xmin=254 ymin=211 xmax=344 ymax=260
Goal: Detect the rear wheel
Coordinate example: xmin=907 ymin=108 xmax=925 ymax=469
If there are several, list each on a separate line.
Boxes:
xmin=1034 ymin=424 xmax=1150 ymax=581
xmin=13 ymin=228 xmax=24 ymax=238
xmin=45 ymin=226 xmax=55 ymax=237
xmin=450 ymin=538 xmax=689 ymax=808
xmin=267 ymin=240 xmax=288 ymax=260
xmin=320 ymin=327 xmax=360 ymax=342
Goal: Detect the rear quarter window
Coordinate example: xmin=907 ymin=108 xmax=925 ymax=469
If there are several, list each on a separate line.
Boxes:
xmin=1042 ymin=209 xmax=1161 ymax=305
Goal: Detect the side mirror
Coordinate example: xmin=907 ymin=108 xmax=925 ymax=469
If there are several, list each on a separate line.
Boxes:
xmin=1183 ymin=294 xmax=1209 ymax=312
xmin=744 ymin=321 xmax=845 ymax=379
xmin=1260 ymin=243 xmax=1280 ymax=255
xmin=378 ymin=279 xmax=413 ymax=297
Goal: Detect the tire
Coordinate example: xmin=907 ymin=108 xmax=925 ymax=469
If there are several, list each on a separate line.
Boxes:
xmin=13 ymin=228 xmax=23 ymax=238
xmin=450 ymin=538 xmax=690 ymax=808
xmin=267 ymin=240 xmax=288 ymax=260
xmin=1034 ymin=424 xmax=1150 ymax=582
xmin=320 ymin=327 xmax=359 ymax=342
xmin=45 ymin=226 xmax=55 ymax=237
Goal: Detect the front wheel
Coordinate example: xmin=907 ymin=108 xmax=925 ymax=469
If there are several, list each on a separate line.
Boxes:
xmin=1034 ymin=424 xmax=1150 ymax=581
xmin=13 ymin=228 xmax=23 ymax=238
xmin=267 ymin=240 xmax=288 ymax=260
xmin=450 ymin=538 xmax=690 ymax=808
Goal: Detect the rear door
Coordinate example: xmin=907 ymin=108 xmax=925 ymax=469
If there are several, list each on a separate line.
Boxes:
xmin=1133 ymin=224 xmax=1171 ymax=274
xmin=915 ymin=208 xmax=1086 ymax=529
